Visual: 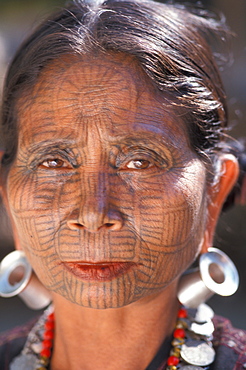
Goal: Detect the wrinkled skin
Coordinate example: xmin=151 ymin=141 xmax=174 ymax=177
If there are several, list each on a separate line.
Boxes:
xmin=5 ymin=53 xmax=207 ymax=309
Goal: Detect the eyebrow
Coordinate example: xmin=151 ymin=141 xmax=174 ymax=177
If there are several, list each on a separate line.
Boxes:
xmin=108 ymin=133 xmax=182 ymax=151
xmin=24 ymin=133 xmax=182 ymax=156
xmin=24 ymin=139 xmax=77 ymax=154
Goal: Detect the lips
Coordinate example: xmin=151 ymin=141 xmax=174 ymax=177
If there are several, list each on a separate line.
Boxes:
xmin=63 ymin=261 xmax=137 ymax=281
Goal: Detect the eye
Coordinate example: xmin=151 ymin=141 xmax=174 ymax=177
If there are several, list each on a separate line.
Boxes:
xmin=40 ymin=158 xmax=67 ymax=169
xmin=126 ymin=159 xmax=153 ymax=170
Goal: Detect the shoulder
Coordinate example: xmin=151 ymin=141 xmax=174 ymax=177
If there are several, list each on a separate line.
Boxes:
xmin=0 ymin=318 xmax=38 ymax=369
xmin=213 ymin=315 xmax=246 ymax=350
xmin=212 ymin=315 xmax=246 ymax=370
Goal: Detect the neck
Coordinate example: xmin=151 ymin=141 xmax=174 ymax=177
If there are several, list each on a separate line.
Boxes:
xmin=51 ymin=282 xmax=179 ymax=370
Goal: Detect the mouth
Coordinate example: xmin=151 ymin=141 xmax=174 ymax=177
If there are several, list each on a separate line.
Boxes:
xmin=62 ymin=261 xmax=137 ymax=282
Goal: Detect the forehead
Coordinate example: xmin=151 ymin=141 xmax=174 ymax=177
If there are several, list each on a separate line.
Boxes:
xmin=17 ymin=52 xmax=189 ymax=146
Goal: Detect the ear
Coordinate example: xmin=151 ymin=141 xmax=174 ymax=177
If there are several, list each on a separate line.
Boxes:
xmin=201 ymin=154 xmax=239 ymax=253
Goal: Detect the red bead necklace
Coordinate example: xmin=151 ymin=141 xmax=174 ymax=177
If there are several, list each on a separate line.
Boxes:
xmin=166 ymin=307 xmax=188 ymax=369
xmin=36 ymin=312 xmax=55 ymax=370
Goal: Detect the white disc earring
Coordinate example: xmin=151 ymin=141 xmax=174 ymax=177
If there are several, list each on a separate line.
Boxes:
xmin=178 ymin=247 xmax=239 ymax=308
xmin=0 ymin=250 xmax=52 ymax=310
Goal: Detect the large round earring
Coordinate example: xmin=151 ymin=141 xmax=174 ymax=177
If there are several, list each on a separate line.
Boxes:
xmin=0 ymin=250 xmax=52 ymax=310
xmin=177 ymin=247 xmax=239 ymax=308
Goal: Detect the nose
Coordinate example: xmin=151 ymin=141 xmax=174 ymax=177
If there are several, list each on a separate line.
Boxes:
xmin=67 ymin=171 xmax=124 ymax=232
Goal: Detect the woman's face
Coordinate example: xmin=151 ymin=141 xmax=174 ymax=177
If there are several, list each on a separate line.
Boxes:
xmin=4 ymin=53 xmax=208 ymax=308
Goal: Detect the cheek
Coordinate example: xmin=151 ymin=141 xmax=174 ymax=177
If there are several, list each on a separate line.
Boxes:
xmin=6 ymin=169 xmax=69 ymax=253
xmin=140 ymin=173 xmax=206 ymax=248
xmin=133 ymin=167 xmax=207 ymax=288
xmin=6 ymin=169 xmax=78 ymax=290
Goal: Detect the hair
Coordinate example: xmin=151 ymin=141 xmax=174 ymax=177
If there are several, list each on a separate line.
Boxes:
xmin=0 ymin=0 xmax=245 ymax=200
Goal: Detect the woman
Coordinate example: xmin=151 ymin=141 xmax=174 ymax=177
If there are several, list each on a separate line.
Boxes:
xmin=0 ymin=0 xmax=245 ymax=369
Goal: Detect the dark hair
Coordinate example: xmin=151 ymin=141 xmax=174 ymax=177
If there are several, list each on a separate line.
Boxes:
xmin=0 ymin=0 xmax=242 ymax=186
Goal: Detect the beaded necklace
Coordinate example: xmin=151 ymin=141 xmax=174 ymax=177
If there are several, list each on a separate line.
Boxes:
xmin=10 ymin=304 xmax=215 ymax=370
xmin=166 ymin=305 xmax=215 ymax=369
xmin=10 ymin=306 xmax=54 ymax=370
xmin=36 ymin=311 xmax=54 ymax=370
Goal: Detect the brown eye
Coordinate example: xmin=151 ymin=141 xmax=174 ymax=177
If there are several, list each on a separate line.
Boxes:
xmin=126 ymin=159 xmax=152 ymax=169
xmin=41 ymin=158 xmax=65 ymax=168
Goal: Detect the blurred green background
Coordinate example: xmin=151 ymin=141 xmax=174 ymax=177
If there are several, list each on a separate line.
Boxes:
xmin=0 ymin=0 xmax=245 ymax=332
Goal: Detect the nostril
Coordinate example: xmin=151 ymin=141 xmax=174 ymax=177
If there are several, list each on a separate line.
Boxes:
xmin=67 ymin=211 xmax=124 ymax=232
xmin=75 ymin=223 xmax=84 ymax=229
xmin=105 ymin=223 xmax=114 ymax=228
xmin=67 ymin=222 xmax=84 ymax=230
xmin=104 ymin=220 xmax=123 ymax=231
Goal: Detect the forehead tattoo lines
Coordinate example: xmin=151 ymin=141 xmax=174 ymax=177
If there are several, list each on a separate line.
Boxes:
xmin=17 ymin=55 xmax=190 ymax=156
